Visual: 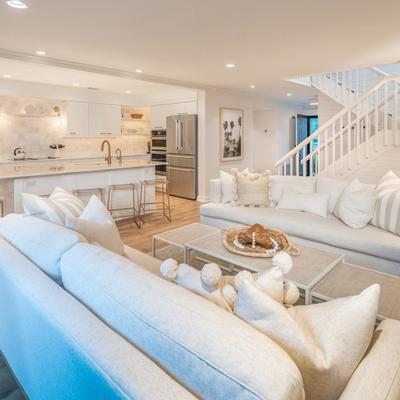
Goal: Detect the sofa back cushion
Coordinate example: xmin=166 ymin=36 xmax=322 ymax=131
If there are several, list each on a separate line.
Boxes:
xmin=61 ymin=243 xmax=305 ymax=400
xmin=0 ymin=214 xmax=85 ymax=283
xmin=316 ymin=177 xmax=349 ymax=213
xmin=271 ymin=176 xmax=316 ymax=203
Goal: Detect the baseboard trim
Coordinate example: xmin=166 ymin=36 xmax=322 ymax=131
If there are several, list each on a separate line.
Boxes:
xmin=196 ymin=195 xmax=208 ymax=202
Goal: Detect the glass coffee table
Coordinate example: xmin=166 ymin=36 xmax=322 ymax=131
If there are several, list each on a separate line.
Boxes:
xmin=152 ymin=223 xmax=220 ymax=258
xmin=153 ymin=223 xmax=343 ymax=304
xmin=184 ymin=229 xmax=343 ymax=304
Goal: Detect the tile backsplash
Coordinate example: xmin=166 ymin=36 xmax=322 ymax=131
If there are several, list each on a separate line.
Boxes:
xmin=0 ymin=96 xmax=150 ymax=160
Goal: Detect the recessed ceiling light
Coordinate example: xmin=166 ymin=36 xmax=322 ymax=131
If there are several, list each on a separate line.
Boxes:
xmin=225 ymin=63 xmax=236 ymax=68
xmin=309 ymin=102 xmax=318 ymax=106
xmin=36 ymin=50 xmax=46 ymax=56
xmin=135 ymin=69 xmax=143 ymax=73
xmin=125 ymin=90 xmax=132 ymax=94
xmin=6 ymin=1 xmax=28 ymax=9
xmin=287 ymin=93 xmax=293 ymax=96
xmin=249 ymin=85 xmax=255 ymax=89
xmin=72 ymin=83 xmax=80 ymax=87
xmin=2 ymin=74 xmax=11 ymax=78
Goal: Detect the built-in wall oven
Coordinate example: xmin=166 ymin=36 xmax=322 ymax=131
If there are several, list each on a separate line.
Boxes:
xmin=151 ymin=129 xmax=167 ymax=175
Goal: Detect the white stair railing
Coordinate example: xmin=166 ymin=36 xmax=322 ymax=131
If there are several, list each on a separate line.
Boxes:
xmin=288 ymin=67 xmax=388 ymax=106
xmin=311 ymin=67 xmax=388 ymax=106
xmin=275 ymin=76 xmax=400 ymax=177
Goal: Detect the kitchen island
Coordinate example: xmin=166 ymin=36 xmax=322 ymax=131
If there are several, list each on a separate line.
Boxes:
xmin=0 ymin=160 xmax=163 ymax=216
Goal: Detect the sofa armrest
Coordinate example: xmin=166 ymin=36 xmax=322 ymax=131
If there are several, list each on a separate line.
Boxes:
xmin=208 ymin=178 xmax=222 ymax=203
xmin=339 ymin=319 xmax=400 ymax=400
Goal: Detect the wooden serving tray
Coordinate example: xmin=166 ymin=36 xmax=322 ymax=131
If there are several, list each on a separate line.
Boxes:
xmin=222 ymin=227 xmax=300 ymax=258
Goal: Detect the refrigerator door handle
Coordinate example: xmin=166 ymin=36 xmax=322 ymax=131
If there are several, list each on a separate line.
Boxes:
xmin=175 ymin=119 xmax=179 ymax=150
xmin=179 ymin=120 xmax=184 ymax=150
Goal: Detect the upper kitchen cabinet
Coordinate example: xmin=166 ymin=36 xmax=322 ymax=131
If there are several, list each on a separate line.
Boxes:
xmin=89 ymin=103 xmax=121 ymax=136
xmin=65 ymin=101 xmax=89 ymax=136
xmin=150 ymin=101 xmax=197 ymax=129
xmin=65 ymin=101 xmax=121 ymax=136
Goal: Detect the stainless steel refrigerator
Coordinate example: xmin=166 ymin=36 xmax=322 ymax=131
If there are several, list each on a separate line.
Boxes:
xmin=166 ymin=114 xmax=197 ymax=199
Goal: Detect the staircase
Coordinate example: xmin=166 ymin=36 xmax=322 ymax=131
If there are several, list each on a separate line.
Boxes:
xmin=288 ymin=67 xmax=388 ymax=107
xmin=275 ymin=76 xmax=400 ymax=179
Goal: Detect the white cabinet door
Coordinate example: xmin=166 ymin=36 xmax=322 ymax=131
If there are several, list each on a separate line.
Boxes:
xmin=150 ymin=105 xmax=166 ymax=129
xmin=65 ymin=101 xmax=89 ymax=136
xmin=150 ymin=102 xmax=198 ymax=129
xmin=89 ymin=103 xmax=121 ymax=136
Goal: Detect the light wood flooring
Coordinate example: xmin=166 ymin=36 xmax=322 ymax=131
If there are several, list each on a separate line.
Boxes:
xmin=117 ymin=194 xmax=201 ymax=254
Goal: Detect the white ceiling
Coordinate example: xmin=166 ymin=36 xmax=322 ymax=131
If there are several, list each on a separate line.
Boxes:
xmin=0 ymin=0 xmax=398 ymax=100
xmin=0 ymin=57 xmax=198 ymax=104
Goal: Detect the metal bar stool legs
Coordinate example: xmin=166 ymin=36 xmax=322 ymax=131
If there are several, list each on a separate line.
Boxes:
xmin=139 ymin=178 xmax=171 ymax=224
xmin=73 ymin=188 xmax=106 ymax=203
xmin=107 ymin=183 xmax=141 ymax=228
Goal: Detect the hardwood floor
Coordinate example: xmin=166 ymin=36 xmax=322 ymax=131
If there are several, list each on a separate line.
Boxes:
xmin=117 ymin=194 xmax=202 ymax=254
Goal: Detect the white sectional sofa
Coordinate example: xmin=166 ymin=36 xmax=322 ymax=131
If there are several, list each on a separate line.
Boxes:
xmin=0 ymin=214 xmax=400 ymax=399
xmin=201 ymin=176 xmax=400 ymax=275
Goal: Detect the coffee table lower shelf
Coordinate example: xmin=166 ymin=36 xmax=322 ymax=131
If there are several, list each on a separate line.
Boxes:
xmin=311 ymin=262 xmax=400 ymax=321
xmin=184 ymin=230 xmax=343 ymax=305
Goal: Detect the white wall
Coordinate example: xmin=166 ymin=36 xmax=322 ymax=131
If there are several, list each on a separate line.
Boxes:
xmin=317 ymin=93 xmax=343 ymax=126
xmin=197 ymin=89 xmax=256 ymax=201
xmin=253 ymin=109 xmax=278 ymax=171
xmin=197 ymin=89 xmax=310 ymax=199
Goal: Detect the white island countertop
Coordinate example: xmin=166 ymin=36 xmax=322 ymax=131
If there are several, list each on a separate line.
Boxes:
xmin=0 ymin=160 xmax=164 ymax=180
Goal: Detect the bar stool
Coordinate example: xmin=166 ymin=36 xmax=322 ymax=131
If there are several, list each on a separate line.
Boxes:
xmin=107 ymin=183 xmax=141 ymax=228
xmin=73 ymin=188 xmax=106 ymax=203
xmin=139 ymin=178 xmax=171 ymax=224
xmin=0 ymin=197 xmax=4 ymax=217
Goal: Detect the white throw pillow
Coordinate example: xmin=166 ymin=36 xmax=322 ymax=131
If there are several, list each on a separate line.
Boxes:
xmin=316 ymin=177 xmax=348 ymax=214
xmin=65 ymin=195 xmax=124 ymax=255
xmin=232 ymin=169 xmax=272 ymax=207
xmin=334 ymin=179 xmax=376 ymax=229
xmin=220 ymin=168 xmax=249 ymax=203
xmin=235 ymin=281 xmax=380 ymax=400
xmin=277 ymin=189 xmax=330 ymax=218
xmin=371 ymin=170 xmax=400 ymax=235
xmin=270 ymin=176 xmax=316 ymax=204
xmin=0 ymin=214 xmax=85 ymax=283
xmin=22 ymin=187 xmax=85 ymax=225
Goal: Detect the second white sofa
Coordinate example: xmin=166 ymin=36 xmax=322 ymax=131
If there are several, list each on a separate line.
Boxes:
xmin=201 ymin=176 xmax=400 ymax=275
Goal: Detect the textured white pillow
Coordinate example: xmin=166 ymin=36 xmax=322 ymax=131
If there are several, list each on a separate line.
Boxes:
xmin=371 ymin=170 xmax=400 ymax=235
xmin=334 ymin=179 xmax=376 ymax=229
xmin=277 ymin=190 xmax=330 ymax=218
xmin=22 ymin=187 xmax=85 ymax=225
xmin=65 ymin=195 xmax=124 ymax=255
xmin=235 ymin=281 xmax=380 ymax=400
xmin=316 ymin=177 xmax=348 ymax=213
xmin=232 ymin=169 xmax=272 ymax=207
xmin=220 ymin=168 xmax=249 ymax=203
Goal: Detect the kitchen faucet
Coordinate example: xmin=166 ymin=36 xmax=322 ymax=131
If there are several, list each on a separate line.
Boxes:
xmin=101 ymin=140 xmax=112 ymax=166
xmin=116 ymin=148 xmax=122 ymax=163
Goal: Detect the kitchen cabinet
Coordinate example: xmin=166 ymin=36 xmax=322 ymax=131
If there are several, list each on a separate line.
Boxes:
xmin=65 ymin=102 xmax=121 ymax=136
xmin=150 ymin=101 xmax=197 ymax=129
xmin=65 ymin=101 xmax=89 ymax=136
xmin=89 ymin=103 xmax=121 ymax=136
